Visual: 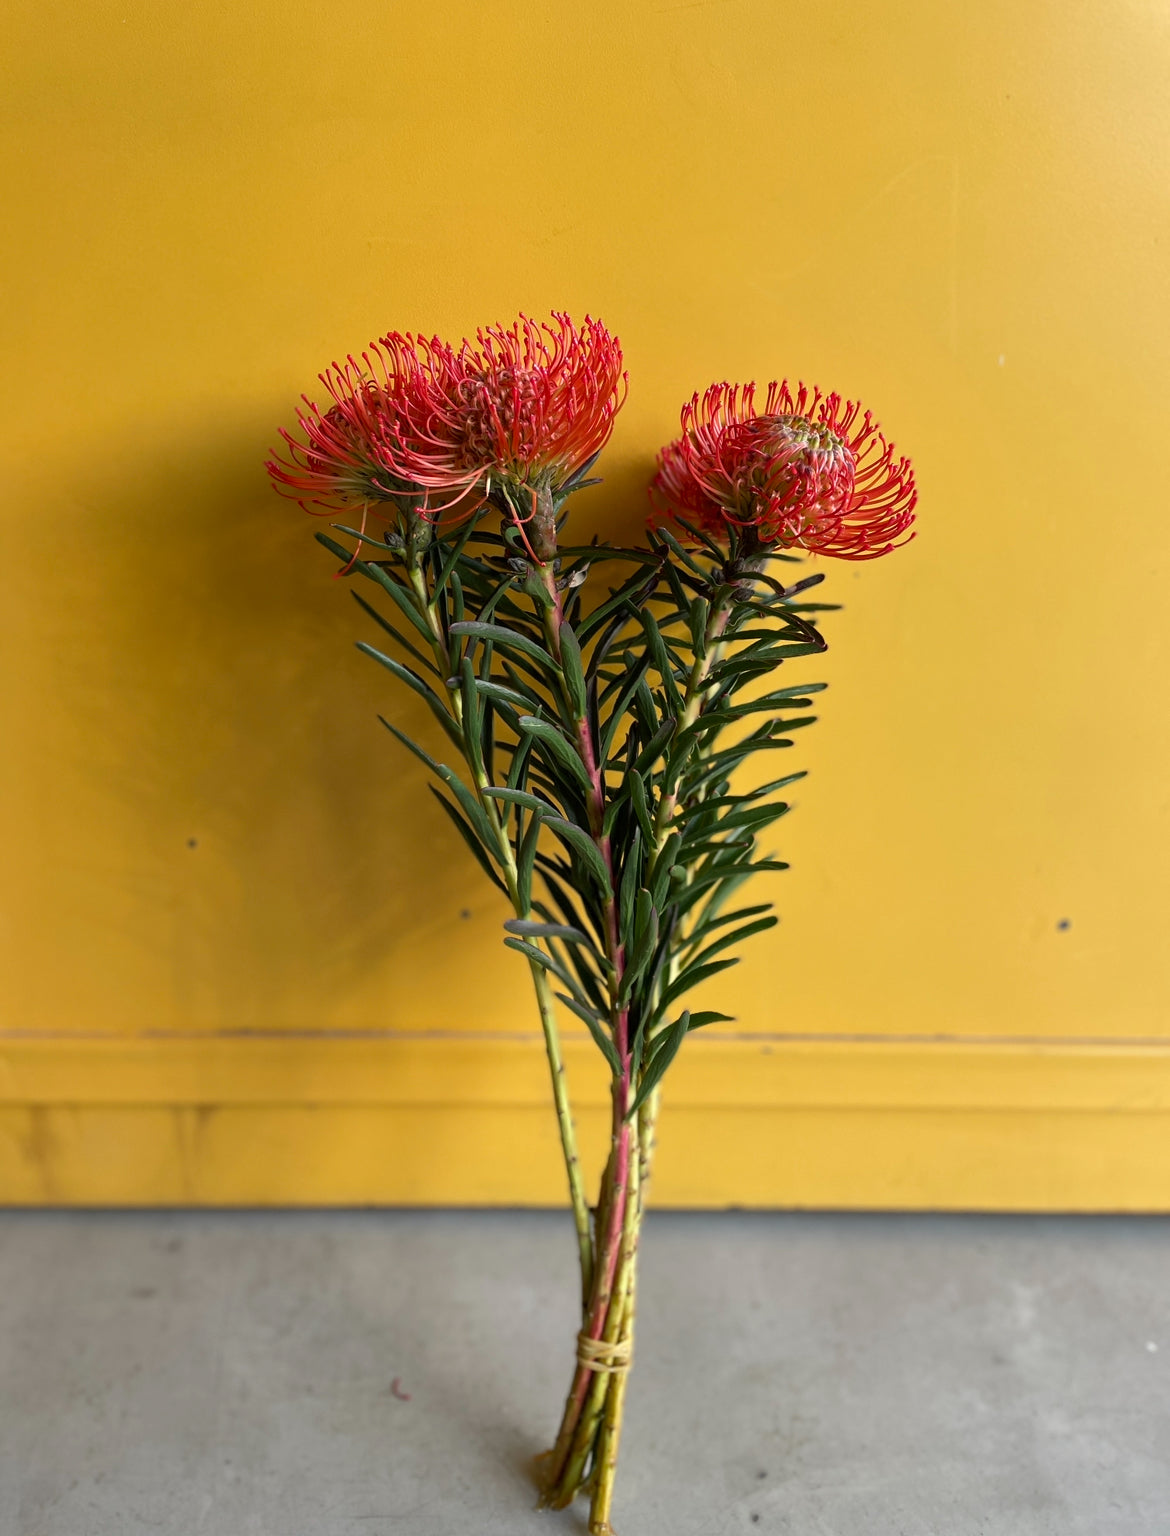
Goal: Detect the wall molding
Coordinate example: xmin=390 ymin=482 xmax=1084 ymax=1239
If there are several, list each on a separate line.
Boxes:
xmin=2 ymin=1033 xmax=1169 ymax=1209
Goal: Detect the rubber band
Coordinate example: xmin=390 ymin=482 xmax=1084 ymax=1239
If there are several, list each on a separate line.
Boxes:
xmin=576 ymin=1331 xmax=632 ymax=1374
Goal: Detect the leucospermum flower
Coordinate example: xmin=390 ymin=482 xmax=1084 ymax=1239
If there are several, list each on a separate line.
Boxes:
xmin=267 ymin=313 xmax=627 ymax=538
xmin=369 ymin=312 xmax=627 ymax=508
xmin=651 ymin=381 xmax=916 ymax=560
xmin=267 ymin=379 xmax=426 ymax=518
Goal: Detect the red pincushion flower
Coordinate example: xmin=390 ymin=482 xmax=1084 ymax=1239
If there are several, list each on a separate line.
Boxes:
xmin=267 ymin=377 xmax=422 ymax=516
xmin=267 ymin=312 xmax=627 ymax=529
xmin=650 ymin=381 xmax=916 ymax=560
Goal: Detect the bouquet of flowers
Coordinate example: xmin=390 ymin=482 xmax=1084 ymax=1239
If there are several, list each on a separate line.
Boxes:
xmin=268 ymin=312 xmax=915 ymax=1533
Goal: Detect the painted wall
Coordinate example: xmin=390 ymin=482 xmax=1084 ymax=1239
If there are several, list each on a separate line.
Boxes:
xmin=3 ymin=0 xmax=1169 ymax=1204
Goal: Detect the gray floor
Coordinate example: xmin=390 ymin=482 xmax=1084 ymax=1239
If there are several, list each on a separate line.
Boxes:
xmin=1 ymin=1213 xmax=1168 ymax=1535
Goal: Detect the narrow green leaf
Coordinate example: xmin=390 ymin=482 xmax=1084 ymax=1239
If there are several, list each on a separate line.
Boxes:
xmin=349 ymin=590 xmax=438 ymax=675
xmin=630 ymin=1010 xmax=689 ymax=1115
xmin=433 ymin=515 xmax=482 ymax=595
xmin=506 ymin=740 xmax=535 ymax=807
xmin=504 ymin=918 xmax=593 ymax=947
xmin=361 ymin=563 xmax=437 ymax=642
xmin=658 ymin=955 xmax=739 ymax=1015
xmin=619 ymin=890 xmax=659 ymax=1005
xmin=554 ymin=992 xmax=622 ymax=1077
xmin=636 ymin=604 xmax=684 ymax=712
xmin=467 ymin=677 xmax=532 ymax=711
xmin=327 ymin=523 xmax=401 ymax=552
xmin=429 ymin=788 xmax=507 ymax=894
xmin=599 ymin=653 xmax=652 ymax=762
xmin=503 ymin=935 xmax=584 ymax=994
xmin=629 ymin=770 xmax=656 ymax=846
xmin=484 ymin=785 xmax=552 ymax=816
xmin=558 ymin=621 xmax=588 ymax=720
xmin=357 ymin=642 xmax=462 ymax=748
xmin=618 ymin=829 xmax=643 ymax=943
xmin=685 ymin=902 xmax=773 ymax=943
xmin=517 ymin=716 xmax=591 ymax=792
xmin=516 ymin=808 xmax=542 ymax=912
xmin=686 ymin=1010 xmax=736 ymax=1030
xmin=688 ymin=595 xmax=710 ymax=653
xmin=544 ymin=816 xmax=612 ymax=894
xmin=449 ymin=620 xmax=558 ymax=674
xmin=377 ymin=715 xmax=497 ymax=851
xmin=629 ymin=717 xmax=676 ymax=776
xmin=687 ymin=914 xmax=778 ymax=971
xmin=459 ymin=657 xmax=483 ymax=774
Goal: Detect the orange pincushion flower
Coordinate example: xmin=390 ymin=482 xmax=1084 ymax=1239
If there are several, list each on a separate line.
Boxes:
xmin=267 ymin=313 xmax=627 ymax=528
xmin=651 ymin=381 xmax=916 ymax=560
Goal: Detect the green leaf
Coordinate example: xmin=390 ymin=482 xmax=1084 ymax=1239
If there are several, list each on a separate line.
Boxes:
xmin=655 ymin=526 xmax=712 ymax=581
xmin=554 ymin=992 xmax=622 ymax=1077
xmin=635 ymin=605 xmax=684 ymax=713
xmin=484 ymin=785 xmax=553 ymax=816
xmin=630 ymin=1010 xmax=690 ymax=1115
xmin=686 ymin=1010 xmax=736 ymax=1030
xmin=599 ymin=652 xmax=652 ymax=762
xmin=502 ymin=936 xmax=582 ymax=996
xmin=577 ymin=563 xmax=664 ymax=645
xmin=544 ymin=816 xmax=612 ymax=894
xmin=649 ymin=830 xmax=680 ymax=910
xmin=628 ymin=717 xmax=676 ymax=776
xmin=327 ymin=523 xmax=401 ymax=552
xmin=685 ymin=901 xmax=773 ymax=944
xmin=558 ymin=621 xmax=588 ymax=720
xmin=504 ymin=918 xmax=594 ymax=948
xmin=377 ymin=716 xmax=498 ymax=853
xmin=711 ymin=802 xmax=792 ymax=836
xmin=356 ymin=642 xmax=462 ymax=748
xmin=618 ymin=890 xmax=659 ymax=1005
xmin=433 ymin=515 xmax=482 ymax=595
xmin=459 ymin=657 xmax=484 ymax=774
xmin=428 ymin=788 xmax=507 ymax=895
xmin=516 ymin=716 xmax=591 ymax=792
xmin=516 ymin=807 xmax=542 ymax=912
xmin=658 ymin=956 xmax=740 ymax=1016
xmin=688 ymin=596 xmax=710 ymax=653
xmin=618 ymin=829 xmax=643 ymax=941
xmin=506 ymin=730 xmax=536 ymax=793
xmin=349 ymin=590 xmax=438 ymax=675
xmin=449 ymin=620 xmax=558 ymax=674
xmin=687 ymin=914 xmax=778 ymax=970
xmin=468 ymin=678 xmax=534 ymax=712
xmin=629 ymin=770 xmax=656 ymax=846
xmin=361 ymin=562 xmax=438 ymax=642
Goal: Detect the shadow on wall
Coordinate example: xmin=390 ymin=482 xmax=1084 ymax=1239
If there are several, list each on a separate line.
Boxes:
xmin=15 ymin=408 xmax=657 ymax=1037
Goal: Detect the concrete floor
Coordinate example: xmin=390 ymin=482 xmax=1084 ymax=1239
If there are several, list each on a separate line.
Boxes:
xmin=1 ymin=1212 xmax=1168 ymax=1535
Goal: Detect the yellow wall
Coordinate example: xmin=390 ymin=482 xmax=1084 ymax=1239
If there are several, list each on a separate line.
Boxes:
xmin=3 ymin=0 xmax=1169 ymax=1205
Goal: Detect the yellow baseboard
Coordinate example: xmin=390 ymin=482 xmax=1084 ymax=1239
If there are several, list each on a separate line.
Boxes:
xmin=2 ymin=1033 xmax=1169 ymax=1208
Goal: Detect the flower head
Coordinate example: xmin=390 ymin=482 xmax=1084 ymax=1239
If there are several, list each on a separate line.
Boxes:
xmin=267 ymin=312 xmax=627 ymax=536
xmin=374 ymin=312 xmax=627 ymax=506
xmin=650 ymin=381 xmax=916 ymax=560
xmin=266 ymin=377 xmax=425 ymax=518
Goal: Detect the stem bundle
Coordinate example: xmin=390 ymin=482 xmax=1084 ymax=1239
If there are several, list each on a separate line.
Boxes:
xmin=312 ymin=506 xmax=831 ymax=1533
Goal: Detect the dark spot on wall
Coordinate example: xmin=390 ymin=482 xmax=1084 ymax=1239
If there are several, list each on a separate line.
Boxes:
xmin=1057 ymin=919 xmax=1070 ymax=931
xmin=460 ymin=909 xmax=471 ymax=920
xmin=187 ymin=838 xmax=198 ymax=849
